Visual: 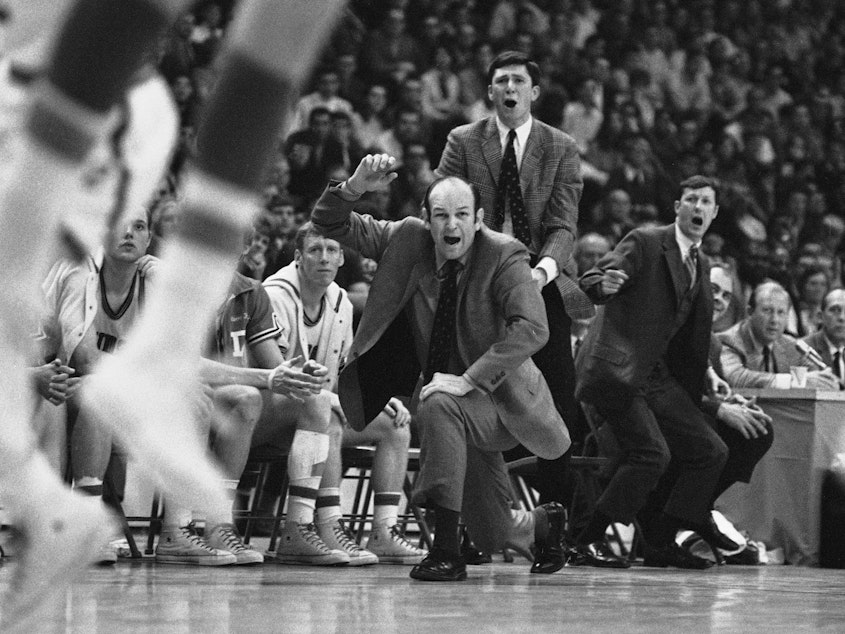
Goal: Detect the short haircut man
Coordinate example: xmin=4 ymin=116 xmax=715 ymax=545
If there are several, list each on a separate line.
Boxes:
xmin=312 ymin=155 xmax=571 ymax=581
xmin=718 ymin=282 xmax=839 ymax=389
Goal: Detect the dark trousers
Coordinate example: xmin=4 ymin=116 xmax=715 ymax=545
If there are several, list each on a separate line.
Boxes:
xmin=638 ymin=416 xmax=774 ymax=541
xmin=412 ymin=390 xmax=519 ymax=553
xmin=594 ymin=366 xmax=728 ymax=526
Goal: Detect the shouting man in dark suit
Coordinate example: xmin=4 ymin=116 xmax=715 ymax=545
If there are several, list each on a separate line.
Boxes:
xmin=311 ymin=154 xmax=570 ymax=581
xmin=574 ymin=175 xmax=741 ymax=569
xmin=436 ymin=50 xmax=590 ymax=506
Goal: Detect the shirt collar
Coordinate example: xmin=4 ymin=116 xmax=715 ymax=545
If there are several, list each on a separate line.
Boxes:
xmin=674 ymin=223 xmax=700 ymax=257
xmin=495 ymin=115 xmax=532 ymax=151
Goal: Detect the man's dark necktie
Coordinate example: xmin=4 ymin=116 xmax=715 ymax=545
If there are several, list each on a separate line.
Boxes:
xmin=495 ymin=129 xmax=532 ymax=247
xmin=684 ymin=244 xmax=699 ymax=290
xmin=763 ymin=345 xmax=778 ymax=373
xmin=424 ymin=260 xmax=459 ymax=383
xmin=834 ymin=350 xmax=842 ymax=379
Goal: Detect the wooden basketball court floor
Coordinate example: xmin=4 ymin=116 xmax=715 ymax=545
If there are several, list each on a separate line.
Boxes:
xmin=2 ymin=546 xmax=844 ymax=633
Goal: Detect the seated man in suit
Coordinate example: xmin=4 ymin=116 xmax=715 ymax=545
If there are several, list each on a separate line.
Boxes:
xmin=312 ymin=154 xmax=569 ymax=581
xmin=802 ymin=288 xmax=845 ymax=385
xmin=718 ymin=282 xmax=839 ymax=389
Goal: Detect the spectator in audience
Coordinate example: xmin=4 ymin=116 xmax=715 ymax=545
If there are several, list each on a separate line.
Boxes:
xmin=263 ymin=223 xmax=427 ymax=565
xmin=562 ymin=78 xmax=604 ymax=156
xmin=604 ymin=134 xmax=671 ymax=224
xmin=236 ymin=215 xmax=274 ymax=281
xmin=324 ymin=110 xmax=365 ymax=175
xmin=291 ymin=67 xmax=354 ymax=134
xmin=589 ymin=188 xmax=634 ymax=246
xmin=575 ymin=232 xmax=611 ymax=277
xmin=718 ymin=281 xmax=839 ymax=389
xmin=360 ymin=8 xmax=422 ymax=85
xmin=148 ymin=195 xmax=180 ymax=257
xmin=357 ymin=84 xmax=391 ymax=151
xmin=420 ymin=44 xmax=461 ymax=123
xmin=575 ymin=175 xmax=738 ymax=570
xmin=794 ymin=264 xmax=831 ymax=337
xmin=336 ymin=53 xmax=367 ymax=113
xmin=313 ymin=156 xmax=570 ymax=581
xmin=803 ymin=288 xmax=845 ymax=385
xmin=389 ymin=141 xmax=435 ymax=220
xmin=376 ymin=108 xmax=424 ymax=168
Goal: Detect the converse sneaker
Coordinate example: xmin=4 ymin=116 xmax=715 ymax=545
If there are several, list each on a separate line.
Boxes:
xmin=155 ymin=522 xmax=237 ymax=566
xmin=206 ymin=523 xmax=264 ymax=565
xmin=274 ymin=522 xmax=350 ymax=566
xmin=318 ymin=519 xmax=378 ymax=566
xmin=366 ymin=524 xmax=427 ymax=565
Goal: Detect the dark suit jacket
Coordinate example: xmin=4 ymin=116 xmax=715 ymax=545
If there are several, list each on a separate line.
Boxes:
xmin=311 ymin=183 xmax=570 ymax=460
xmin=435 ymin=116 xmax=593 ymax=319
xmin=575 ymin=223 xmax=713 ymax=408
xmin=803 ymin=330 xmax=835 ymax=367
xmin=717 ymin=320 xmax=808 ymax=388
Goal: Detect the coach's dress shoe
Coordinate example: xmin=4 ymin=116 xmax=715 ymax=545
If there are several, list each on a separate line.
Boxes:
xmin=409 ymin=548 xmax=467 ymax=581
xmin=687 ymin=515 xmax=741 ymax=552
xmin=643 ymin=543 xmax=714 ymax=569
xmin=460 ymin=527 xmax=492 ymax=565
xmin=531 ymin=502 xmax=566 ymax=574
xmin=568 ymin=541 xmax=631 ymax=568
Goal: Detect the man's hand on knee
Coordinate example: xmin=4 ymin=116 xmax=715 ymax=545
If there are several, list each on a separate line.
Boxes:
xmin=420 ymin=373 xmax=474 ymax=401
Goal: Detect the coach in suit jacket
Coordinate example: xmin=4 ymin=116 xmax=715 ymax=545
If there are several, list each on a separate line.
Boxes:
xmin=435 ymin=50 xmax=589 ymax=504
xmin=638 ymin=264 xmax=775 ymax=550
xmin=573 ymin=176 xmax=736 ymax=569
xmin=803 ymin=288 xmax=845 ymax=382
xmin=718 ymin=282 xmax=838 ymax=389
xmin=311 ymin=154 xmax=570 ymax=581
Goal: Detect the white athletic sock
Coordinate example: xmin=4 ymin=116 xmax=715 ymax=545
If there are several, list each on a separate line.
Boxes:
xmin=205 ymin=479 xmax=239 ymax=530
xmin=286 ymin=430 xmax=329 ymax=525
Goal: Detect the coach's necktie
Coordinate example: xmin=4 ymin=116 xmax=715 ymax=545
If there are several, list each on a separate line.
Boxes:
xmin=684 ymin=244 xmax=699 ymax=290
xmin=424 ymin=260 xmax=459 ymax=383
xmin=834 ymin=349 xmax=842 ymax=380
xmin=763 ymin=345 xmax=778 ymax=373
xmin=495 ymin=129 xmax=532 ymax=247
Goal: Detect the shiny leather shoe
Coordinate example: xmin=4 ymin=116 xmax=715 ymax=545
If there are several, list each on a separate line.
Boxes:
xmin=409 ymin=548 xmax=467 ymax=581
xmin=688 ymin=515 xmax=741 ymax=552
xmin=460 ymin=526 xmax=492 ymax=565
xmin=568 ymin=541 xmax=631 ymax=568
xmin=643 ymin=543 xmax=714 ymax=569
xmin=531 ymin=502 xmax=566 ymax=574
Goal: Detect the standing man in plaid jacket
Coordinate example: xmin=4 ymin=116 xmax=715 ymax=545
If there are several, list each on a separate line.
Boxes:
xmin=436 ymin=50 xmax=589 ymax=506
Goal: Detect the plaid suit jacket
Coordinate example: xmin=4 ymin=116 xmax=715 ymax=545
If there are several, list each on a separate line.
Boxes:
xmin=436 ymin=116 xmax=593 ymax=319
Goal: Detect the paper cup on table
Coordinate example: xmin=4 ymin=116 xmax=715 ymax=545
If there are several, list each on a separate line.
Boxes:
xmin=790 ymin=366 xmax=808 ymax=388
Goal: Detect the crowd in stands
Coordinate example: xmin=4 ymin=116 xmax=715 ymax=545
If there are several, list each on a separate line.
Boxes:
xmin=147 ymin=0 xmax=845 ymax=340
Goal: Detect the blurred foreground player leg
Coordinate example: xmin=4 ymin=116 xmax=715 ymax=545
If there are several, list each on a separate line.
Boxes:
xmin=0 ymin=0 xmax=193 ymax=629
xmin=81 ymin=0 xmax=346 ymax=540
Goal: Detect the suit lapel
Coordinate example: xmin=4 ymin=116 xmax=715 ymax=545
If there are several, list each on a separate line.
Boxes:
xmin=661 ymin=225 xmax=685 ymax=306
xmin=482 ymin=117 xmax=503 ymax=185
